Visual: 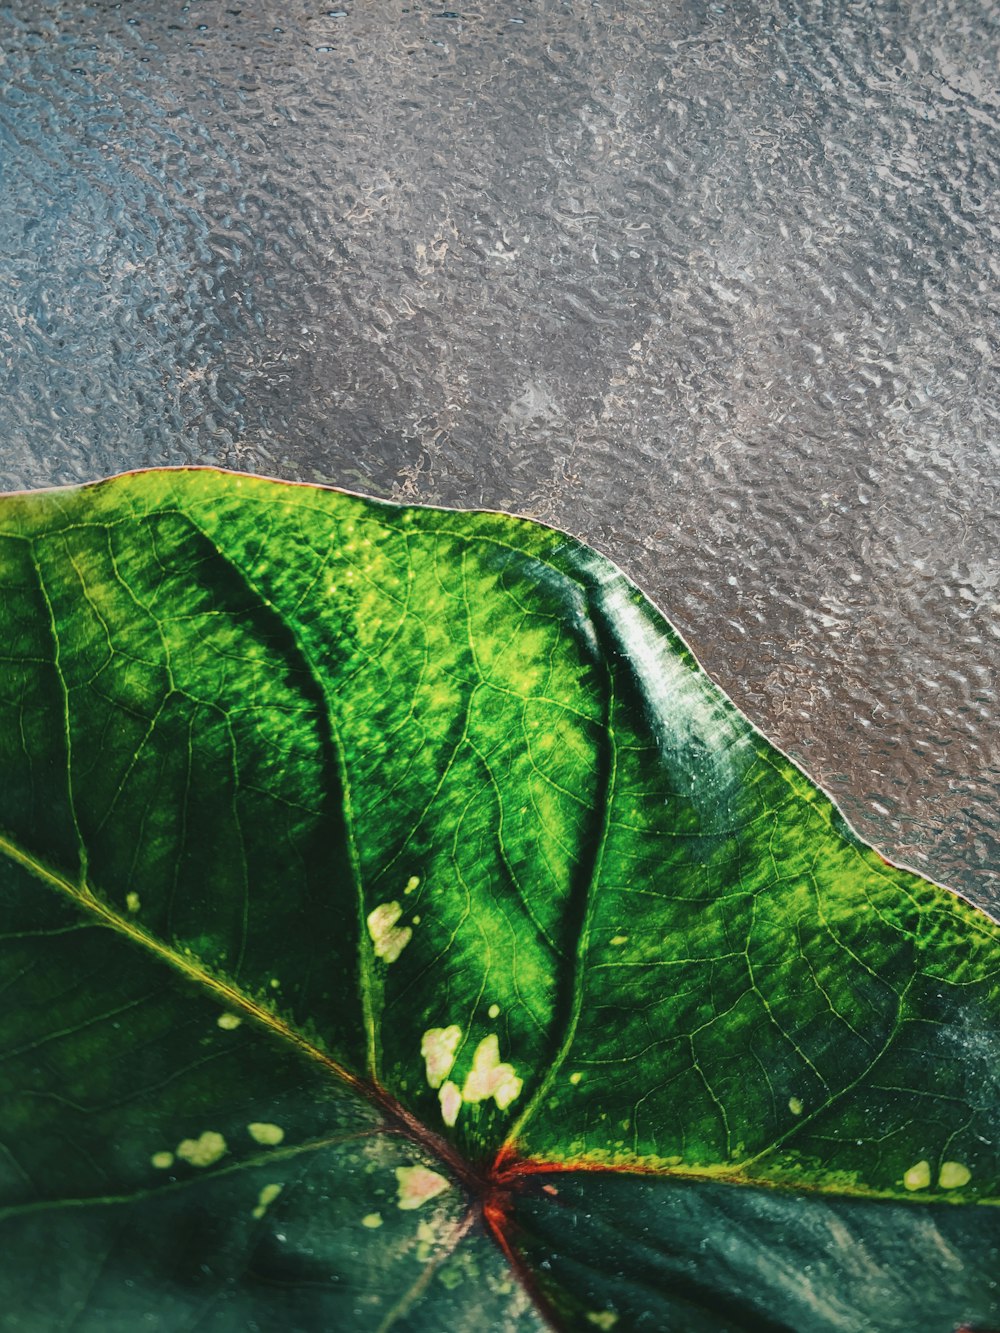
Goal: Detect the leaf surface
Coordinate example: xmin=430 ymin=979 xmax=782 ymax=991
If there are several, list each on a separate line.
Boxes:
xmin=0 ymin=468 xmax=998 ymax=1331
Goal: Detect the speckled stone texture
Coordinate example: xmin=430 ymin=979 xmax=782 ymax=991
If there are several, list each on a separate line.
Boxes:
xmin=1 ymin=0 xmax=997 ymax=914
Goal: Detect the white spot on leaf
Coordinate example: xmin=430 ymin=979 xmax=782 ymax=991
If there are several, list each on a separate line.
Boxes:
xmin=176 ymin=1131 xmax=227 ymax=1168
xmin=903 ymin=1159 xmax=931 ymax=1191
xmin=416 ymin=1216 xmax=440 ymax=1262
xmin=587 ymin=1313 xmax=619 ymax=1330
xmin=439 ymin=1079 xmax=462 ymax=1127
xmin=252 ymin=1183 xmax=283 ymax=1219
xmin=367 ymin=901 xmax=412 ymax=963
xmin=421 ymin=1025 xmax=462 ymax=1089
xmin=939 ymin=1161 xmax=971 ymax=1189
xmin=395 ymin=1165 xmax=451 ymax=1210
xmin=404 ymin=875 xmax=420 ymax=894
xmin=248 ymin=1122 xmax=284 ymax=1146
xmin=488 ymin=1003 xmax=500 ymax=1020
xmin=462 ymin=1034 xmax=522 ymax=1110
xmin=217 ymin=1013 xmax=241 ymax=1031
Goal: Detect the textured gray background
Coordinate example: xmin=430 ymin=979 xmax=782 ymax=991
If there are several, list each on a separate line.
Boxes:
xmin=1 ymin=0 xmax=997 ymax=915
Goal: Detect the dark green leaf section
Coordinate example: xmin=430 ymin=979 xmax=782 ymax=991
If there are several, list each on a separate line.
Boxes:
xmin=0 ymin=848 xmax=368 ymax=1212
xmin=1 ymin=467 xmax=999 ymax=1332
xmin=0 ymin=853 xmax=539 ymax=1332
xmin=0 ymin=506 xmax=365 ymax=1068
xmin=510 ymin=1170 xmax=1000 ymax=1332
xmin=1 ymin=1183 xmax=539 ymax=1333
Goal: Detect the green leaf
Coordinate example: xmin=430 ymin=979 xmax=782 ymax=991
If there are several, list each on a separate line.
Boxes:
xmin=0 ymin=467 xmax=998 ymax=1332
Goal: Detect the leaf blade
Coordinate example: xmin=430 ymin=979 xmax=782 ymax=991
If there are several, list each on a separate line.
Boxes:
xmin=2 ymin=466 xmax=999 ymax=1331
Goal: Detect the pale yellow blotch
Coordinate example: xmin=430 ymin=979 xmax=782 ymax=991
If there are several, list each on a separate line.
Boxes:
xmin=788 ymin=1096 xmax=803 ymax=1116
xmin=939 ymin=1161 xmax=971 ymax=1190
xmin=416 ymin=1217 xmax=438 ymax=1262
xmin=176 ymin=1131 xmax=227 ymax=1168
xmin=569 ymin=1072 xmax=583 ymax=1086
xmin=361 ymin=1212 xmax=383 ymax=1229
xmin=610 ymin=934 xmax=628 ymax=946
xmin=217 ymin=1013 xmax=242 ymax=1031
xmin=252 ymin=1183 xmax=283 ymax=1220
xmin=150 ymin=1151 xmax=174 ymax=1170
xmin=248 ymin=1122 xmax=284 ymax=1146
xmin=587 ymin=1314 xmax=619 ymax=1331
xmin=395 ymin=1165 xmax=451 ymax=1210
xmin=367 ymin=901 xmax=412 ymax=964
xmin=404 ymin=875 xmax=420 ymax=894
xmin=439 ymin=1080 xmax=462 ymax=1127
xmin=488 ymin=1003 xmax=500 ymax=1020
xmin=462 ymin=1034 xmax=523 ymax=1111
xmin=126 ymin=891 xmax=141 ymax=913
xmin=269 ymin=978 xmax=280 ymax=990
xmin=421 ymin=1025 xmax=462 ymax=1089
xmin=903 ymin=1160 xmax=931 ymax=1191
